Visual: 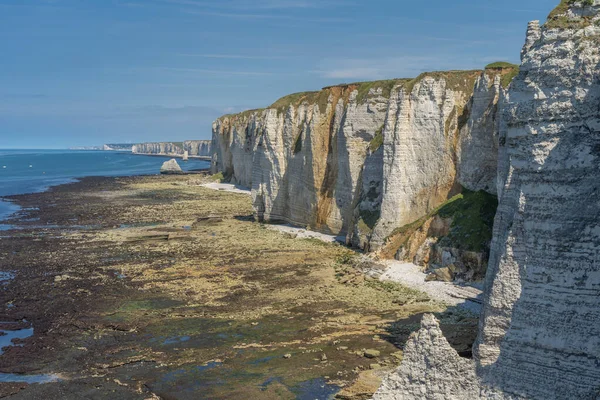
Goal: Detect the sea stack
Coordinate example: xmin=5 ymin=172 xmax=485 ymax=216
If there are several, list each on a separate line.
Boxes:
xmin=182 ymin=151 xmax=189 ymax=161
xmin=160 ymin=159 xmax=183 ymax=175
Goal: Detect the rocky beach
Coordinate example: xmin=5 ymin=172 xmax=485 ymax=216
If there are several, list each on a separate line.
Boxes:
xmin=2 ymin=0 xmax=599 ymax=399
xmin=0 ymin=173 xmax=478 ymax=399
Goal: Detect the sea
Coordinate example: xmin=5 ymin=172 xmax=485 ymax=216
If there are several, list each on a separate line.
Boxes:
xmin=0 ymin=149 xmax=210 ymax=222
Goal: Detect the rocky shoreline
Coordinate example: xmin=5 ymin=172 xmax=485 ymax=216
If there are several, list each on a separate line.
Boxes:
xmin=0 ymin=174 xmax=478 ymax=399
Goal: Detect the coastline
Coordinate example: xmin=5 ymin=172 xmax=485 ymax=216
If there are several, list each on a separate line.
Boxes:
xmin=131 ymin=152 xmax=211 ymax=161
xmin=0 ymin=150 xmax=211 ymax=228
xmin=0 ymin=173 xmax=479 ymax=399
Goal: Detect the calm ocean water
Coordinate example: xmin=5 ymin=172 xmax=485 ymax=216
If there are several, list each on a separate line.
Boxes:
xmin=0 ymin=149 xmax=210 ymax=222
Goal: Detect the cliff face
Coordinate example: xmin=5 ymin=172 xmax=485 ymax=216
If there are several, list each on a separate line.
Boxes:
xmin=184 ymin=140 xmax=212 ymax=157
xmin=132 ymin=140 xmax=212 ymax=157
xmin=476 ymin=1 xmax=600 ymax=396
xmin=212 ymin=71 xmax=505 ymax=250
xmin=375 ymin=1 xmax=600 ymax=399
xmin=132 ymin=142 xmax=184 ymax=156
xmin=370 ymin=71 xmax=504 ymax=245
xmin=103 ymin=143 xmax=133 ymax=151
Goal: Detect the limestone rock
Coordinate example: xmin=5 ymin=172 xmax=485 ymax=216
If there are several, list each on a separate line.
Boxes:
xmin=376 ymin=1 xmax=600 ymax=399
xmin=336 ymin=370 xmax=382 ymax=400
xmin=373 ymin=314 xmax=479 ymax=400
xmin=211 ymin=71 xmax=503 ymax=252
xmin=371 ymin=72 xmax=502 ymax=246
xmin=428 ymin=267 xmax=454 ymax=282
xmin=132 ymin=142 xmax=185 ymax=156
xmin=160 ymin=159 xmax=183 ymax=174
xmin=364 ymin=349 xmax=380 ymax=359
xmin=132 ymin=140 xmax=212 ymax=158
xmin=475 ymin=1 xmax=600 ymax=397
xmin=184 ymin=140 xmax=212 ymax=157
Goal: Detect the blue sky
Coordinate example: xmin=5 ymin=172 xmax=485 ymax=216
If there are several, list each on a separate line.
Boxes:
xmin=0 ymin=0 xmax=557 ymax=148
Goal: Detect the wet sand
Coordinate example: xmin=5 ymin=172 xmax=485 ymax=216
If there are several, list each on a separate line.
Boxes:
xmin=0 ymin=174 xmax=478 ymax=399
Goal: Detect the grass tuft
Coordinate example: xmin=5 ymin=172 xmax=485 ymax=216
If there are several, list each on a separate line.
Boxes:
xmin=485 ymin=62 xmax=520 ymax=88
xmin=546 ymin=0 xmax=595 ymax=29
xmin=369 ymin=125 xmax=384 ymax=152
xmin=387 ymin=188 xmax=498 ymax=253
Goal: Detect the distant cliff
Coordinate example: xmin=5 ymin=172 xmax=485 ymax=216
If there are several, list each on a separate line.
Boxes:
xmin=132 ymin=140 xmax=211 ymax=158
xmin=212 ymin=67 xmax=515 ymax=278
xmin=375 ymin=1 xmax=600 ymax=399
xmin=132 ymin=142 xmax=184 ymax=156
xmin=103 ymin=143 xmax=133 ymax=151
xmin=183 ymin=140 xmax=212 ymax=157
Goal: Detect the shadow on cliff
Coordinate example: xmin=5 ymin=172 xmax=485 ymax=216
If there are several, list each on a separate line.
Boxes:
xmin=258 ymin=109 xmax=342 ymax=235
xmin=472 ymin=79 xmax=600 ymax=399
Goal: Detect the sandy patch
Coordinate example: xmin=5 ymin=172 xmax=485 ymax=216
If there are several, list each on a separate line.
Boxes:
xmin=377 ymin=260 xmax=483 ymax=314
xmin=200 ymin=182 xmax=251 ymax=194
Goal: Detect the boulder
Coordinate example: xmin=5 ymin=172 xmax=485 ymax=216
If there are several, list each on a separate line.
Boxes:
xmin=364 ymin=349 xmax=380 ymax=359
xmin=425 ymin=267 xmax=454 ymax=282
xmin=160 ymin=159 xmax=183 ymax=175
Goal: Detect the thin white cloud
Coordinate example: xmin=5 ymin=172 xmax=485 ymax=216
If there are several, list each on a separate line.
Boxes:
xmin=123 ymin=0 xmax=353 ymax=22
xmin=313 ymin=55 xmax=491 ymax=81
xmin=177 ymin=53 xmax=292 ymax=60
xmin=159 ymin=67 xmax=275 ymax=76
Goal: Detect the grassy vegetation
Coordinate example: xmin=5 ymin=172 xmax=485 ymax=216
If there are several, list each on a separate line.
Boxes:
xmin=369 ymin=125 xmax=384 ymax=152
xmin=172 ymin=142 xmax=184 ymax=149
xmin=485 ymin=62 xmax=520 ymax=88
xmin=354 ymin=79 xmax=405 ymax=103
xmin=436 ymin=189 xmax=498 ymax=252
xmin=221 ymin=109 xmax=265 ymax=120
xmin=403 ymin=70 xmax=481 ymax=95
xmin=221 ymin=71 xmax=486 ymax=123
xmin=546 ymin=0 xmax=594 ymax=29
xmin=270 ymin=90 xmax=331 ymax=115
xmin=211 ymin=172 xmax=225 ymax=182
xmin=358 ymin=209 xmax=381 ymax=230
xmin=387 ymin=188 xmax=498 ymax=253
xmin=485 ymin=62 xmax=518 ymax=69
xmin=500 ymin=68 xmax=520 ymax=88
xmin=364 ymin=280 xmax=430 ymax=303
xmin=333 ymin=253 xmax=430 ymax=304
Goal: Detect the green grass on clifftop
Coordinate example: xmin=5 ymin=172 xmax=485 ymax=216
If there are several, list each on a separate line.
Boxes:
xmin=403 ymin=70 xmax=482 ymax=96
xmin=221 ymin=109 xmax=265 ymax=120
xmin=270 ymin=90 xmax=330 ymax=115
xmin=546 ymin=0 xmax=595 ymax=29
xmin=485 ymin=62 xmax=520 ymax=88
xmin=485 ymin=62 xmax=518 ymax=69
xmin=353 ymin=79 xmax=405 ymax=103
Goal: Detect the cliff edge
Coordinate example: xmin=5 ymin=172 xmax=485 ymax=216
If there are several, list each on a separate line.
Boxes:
xmin=375 ymin=1 xmax=600 ymax=398
xmin=211 ymin=69 xmax=510 ymax=267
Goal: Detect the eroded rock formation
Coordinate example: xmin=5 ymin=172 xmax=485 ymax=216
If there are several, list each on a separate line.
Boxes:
xmin=212 ymin=70 xmax=510 ymax=258
xmin=375 ymin=1 xmax=600 ymax=399
xmin=159 ymin=159 xmax=183 ymax=175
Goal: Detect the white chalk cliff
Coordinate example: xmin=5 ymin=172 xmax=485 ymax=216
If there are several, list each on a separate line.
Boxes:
xmin=374 ymin=1 xmax=600 ymax=399
xmin=132 ymin=140 xmax=212 ymax=157
xmin=212 ymin=70 xmax=510 ymax=255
